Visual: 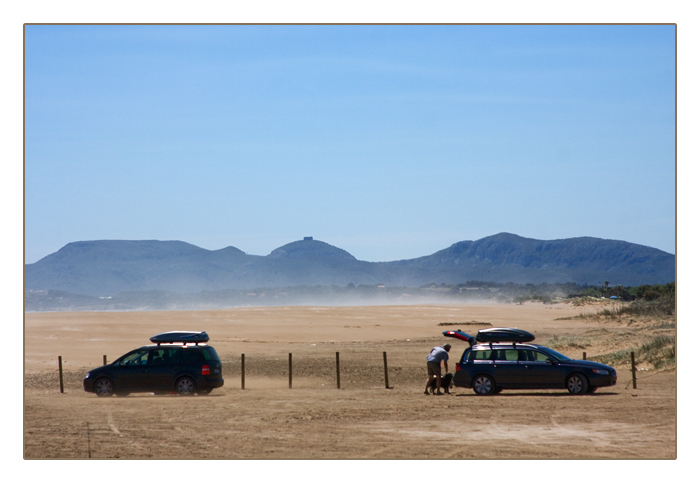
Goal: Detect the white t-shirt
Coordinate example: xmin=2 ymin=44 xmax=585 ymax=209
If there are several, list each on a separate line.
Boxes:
xmin=426 ymin=346 xmax=449 ymax=363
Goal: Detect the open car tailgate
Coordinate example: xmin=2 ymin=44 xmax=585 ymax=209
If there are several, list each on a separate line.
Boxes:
xmin=442 ymin=330 xmax=476 ymax=345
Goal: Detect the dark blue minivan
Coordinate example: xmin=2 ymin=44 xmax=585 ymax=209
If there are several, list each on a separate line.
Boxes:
xmin=83 ymin=332 xmax=224 ymax=396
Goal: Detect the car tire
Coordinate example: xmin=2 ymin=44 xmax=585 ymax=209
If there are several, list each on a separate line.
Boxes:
xmin=175 ymin=376 xmax=196 ymax=396
xmin=473 ymin=375 xmax=496 ymax=395
xmin=566 ymin=373 xmax=589 ymax=395
xmin=94 ymin=378 xmax=114 ymax=397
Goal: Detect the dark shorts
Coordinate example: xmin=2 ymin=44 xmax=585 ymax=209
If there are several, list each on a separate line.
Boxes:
xmin=427 ymin=361 xmax=441 ymax=378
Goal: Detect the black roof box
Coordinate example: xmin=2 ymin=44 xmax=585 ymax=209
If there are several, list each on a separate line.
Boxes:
xmin=475 ymin=328 xmax=535 ymax=343
xmin=149 ymin=331 xmax=210 ymax=345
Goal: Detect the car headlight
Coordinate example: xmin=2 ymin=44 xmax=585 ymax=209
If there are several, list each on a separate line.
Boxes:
xmin=85 ymin=372 xmax=90 ymax=379
xmin=592 ymin=369 xmax=609 ymax=375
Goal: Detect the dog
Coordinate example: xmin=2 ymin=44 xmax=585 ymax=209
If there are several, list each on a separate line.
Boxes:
xmin=428 ymin=373 xmax=454 ymax=394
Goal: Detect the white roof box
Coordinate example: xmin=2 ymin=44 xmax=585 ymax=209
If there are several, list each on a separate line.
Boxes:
xmin=149 ymin=331 xmax=210 ymax=345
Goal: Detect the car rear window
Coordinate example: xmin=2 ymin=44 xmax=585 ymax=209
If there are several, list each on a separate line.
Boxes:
xmin=202 ymin=346 xmax=220 ymax=362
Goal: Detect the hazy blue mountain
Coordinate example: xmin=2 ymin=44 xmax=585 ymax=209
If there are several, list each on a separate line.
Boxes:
xmin=25 ymin=234 xmax=675 ymax=297
xmin=380 ymin=233 xmax=675 ymax=286
xmin=269 ymin=239 xmax=357 ymax=261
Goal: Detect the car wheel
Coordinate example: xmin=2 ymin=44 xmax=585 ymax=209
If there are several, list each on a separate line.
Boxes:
xmin=94 ymin=378 xmax=114 ymax=397
xmin=566 ymin=373 xmax=589 ymax=395
xmin=473 ymin=375 xmax=496 ymax=395
xmin=176 ymin=377 xmax=196 ymax=396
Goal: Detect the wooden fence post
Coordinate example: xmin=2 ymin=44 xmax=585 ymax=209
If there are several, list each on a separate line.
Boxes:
xmin=241 ymin=353 xmax=246 ymax=390
xmin=58 ymin=356 xmax=64 ymax=393
xmin=583 ymin=352 xmax=586 ymax=360
xmin=87 ymin=422 xmax=92 ymax=458
xmin=336 ymin=352 xmax=340 ymax=389
xmin=103 ymin=355 xmax=107 ymax=366
xmin=631 ymin=351 xmax=637 ymax=389
xmin=289 ymin=353 xmax=293 ymax=389
xmin=383 ymin=351 xmax=390 ymax=389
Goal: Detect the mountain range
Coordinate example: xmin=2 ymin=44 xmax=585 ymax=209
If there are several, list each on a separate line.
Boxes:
xmin=24 ymin=233 xmax=675 ymax=297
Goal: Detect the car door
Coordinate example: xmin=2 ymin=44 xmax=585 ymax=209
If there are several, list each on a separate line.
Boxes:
xmin=147 ymin=348 xmax=180 ymax=390
xmin=491 ymin=349 xmax=523 ymax=388
xmin=178 ymin=347 xmax=204 ymax=377
xmin=111 ymin=349 xmax=150 ymax=391
xmin=456 ymin=348 xmax=494 ymax=387
xmin=518 ymin=349 xmax=565 ymax=387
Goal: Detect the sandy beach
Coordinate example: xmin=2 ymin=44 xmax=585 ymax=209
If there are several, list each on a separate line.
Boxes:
xmin=24 ymin=302 xmax=676 ymax=459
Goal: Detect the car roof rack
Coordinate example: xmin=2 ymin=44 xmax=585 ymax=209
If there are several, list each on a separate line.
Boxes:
xmin=487 ymin=341 xmax=520 ymax=349
xmin=149 ymin=331 xmax=210 ymax=345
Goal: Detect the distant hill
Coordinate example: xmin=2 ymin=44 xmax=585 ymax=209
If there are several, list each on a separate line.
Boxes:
xmin=24 ymin=233 xmax=675 ymax=297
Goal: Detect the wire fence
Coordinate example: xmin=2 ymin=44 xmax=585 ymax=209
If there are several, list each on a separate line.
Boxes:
xmin=45 ymin=350 xmax=674 ymax=393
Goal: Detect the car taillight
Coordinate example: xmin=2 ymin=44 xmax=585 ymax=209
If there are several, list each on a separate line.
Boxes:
xmin=455 ymin=364 xmax=461 ymax=371
xmin=202 ymin=364 xmax=210 ymax=375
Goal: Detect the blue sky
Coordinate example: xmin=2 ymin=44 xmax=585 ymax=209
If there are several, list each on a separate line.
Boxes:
xmin=24 ymin=24 xmax=676 ymax=264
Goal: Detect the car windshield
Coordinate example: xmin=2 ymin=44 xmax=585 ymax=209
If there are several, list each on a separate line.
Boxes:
xmin=538 ymin=346 xmax=573 ymax=362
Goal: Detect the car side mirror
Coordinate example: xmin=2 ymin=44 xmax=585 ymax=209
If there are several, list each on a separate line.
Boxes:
xmin=545 ymin=358 xmax=554 ymax=364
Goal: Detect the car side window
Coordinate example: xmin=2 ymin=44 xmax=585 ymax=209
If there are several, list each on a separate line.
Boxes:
xmin=532 ymin=351 xmax=550 ymax=362
xmin=180 ymin=348 xmax=203 ymax=364
xmin=149 ymin=348 xmax=179 ymax=365
xmin=468 ymin=349 xmax=493 ymax=361
xmin=493 ymin=349 xmax=518 ymax=361
xmin=519 ymin=350 xmax=549 ymax=362
xmin=519 ymin=350 xmax=535 ymax=362
xmin=119 ymin=350 xmax=149 ymax=366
